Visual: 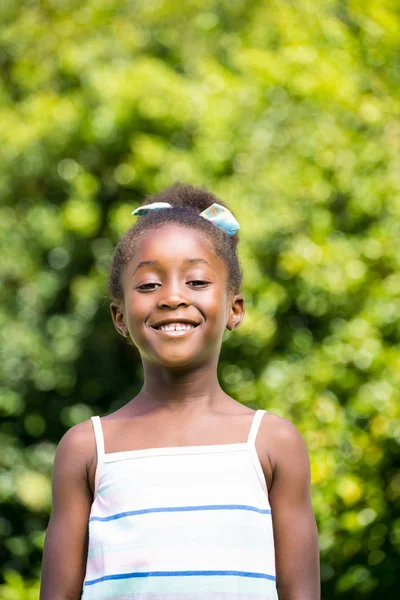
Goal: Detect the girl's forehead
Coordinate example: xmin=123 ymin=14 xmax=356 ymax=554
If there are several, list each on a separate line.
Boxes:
xmin=134 ymin=224 xmax=219 ymax=264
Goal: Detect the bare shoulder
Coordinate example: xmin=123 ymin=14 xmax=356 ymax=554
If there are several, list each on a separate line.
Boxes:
xmin=57 ymin=419 xmax=95 ymax=456
xmin=260 ymin=412 xmax=305 ymax=438
xmin=258 ymin=412 xmax=310 ymax=471
xmin=54 ymin=419 xmax=96 ymax=482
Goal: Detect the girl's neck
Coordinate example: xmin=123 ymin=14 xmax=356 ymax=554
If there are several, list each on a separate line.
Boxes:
xmin=137 ymin=361 xmax=224 ymax=412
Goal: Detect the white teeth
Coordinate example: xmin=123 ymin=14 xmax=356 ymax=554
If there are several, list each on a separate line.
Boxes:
xmin=159 ymin=323 xmax=195 ymax=331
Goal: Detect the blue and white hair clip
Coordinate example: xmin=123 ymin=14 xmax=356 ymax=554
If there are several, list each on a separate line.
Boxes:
xmin=132 ymin=202 xmax=239 ymax=236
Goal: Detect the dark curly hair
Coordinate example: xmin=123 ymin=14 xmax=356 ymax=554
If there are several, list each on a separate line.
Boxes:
xmin=109 ymin=183 xmax=242 ymax=302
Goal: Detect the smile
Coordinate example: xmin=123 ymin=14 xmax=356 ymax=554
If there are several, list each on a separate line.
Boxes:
xmin=151 ymin=322 xmax=199 ymax=335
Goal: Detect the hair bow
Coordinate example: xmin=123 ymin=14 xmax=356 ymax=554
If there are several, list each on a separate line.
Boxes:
xmin=132 ymin=202 xmax=239 ymax=236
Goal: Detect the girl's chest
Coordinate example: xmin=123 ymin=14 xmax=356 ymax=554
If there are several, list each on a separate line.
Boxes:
xmin=87 ymin=411 xmax=274 ymax=495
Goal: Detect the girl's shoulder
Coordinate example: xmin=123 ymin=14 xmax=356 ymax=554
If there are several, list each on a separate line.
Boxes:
xmin=258 ymin=412 xmax=310 ymax=470
xmin=57 ymin=418 xmax=96 ymax=455
xmin=260 ymin=412 xmax=304 ymax=436
xmin=55 ymin=419 xmax=97 ymax=492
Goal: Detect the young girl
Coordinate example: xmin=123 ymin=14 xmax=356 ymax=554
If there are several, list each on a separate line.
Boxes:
xmin=40 ymin=183 xmax=320 ymax=600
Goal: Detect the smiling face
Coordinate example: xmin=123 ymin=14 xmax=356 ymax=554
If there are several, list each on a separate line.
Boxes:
xmin=111 ymin=224 xmax=244 ymax=370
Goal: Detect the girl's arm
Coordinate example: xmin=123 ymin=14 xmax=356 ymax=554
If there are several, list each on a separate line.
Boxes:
xmin=40 ymin=422 xmax=94 ymax=600
xmin=268 ymin=418 xmax=320 ymax=600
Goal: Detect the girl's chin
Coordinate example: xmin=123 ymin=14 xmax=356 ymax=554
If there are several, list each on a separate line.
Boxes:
xmin=143 ymin=350 xmax=210 ymax=371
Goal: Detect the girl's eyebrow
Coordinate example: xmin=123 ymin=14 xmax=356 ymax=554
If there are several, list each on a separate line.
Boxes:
xmin=132 ymin=258 xmax=211 ymax=277
xmin=186 ymin=258 xmax=210 ymax=266
xmin=132 ymin=260 xmax=159 ymax=275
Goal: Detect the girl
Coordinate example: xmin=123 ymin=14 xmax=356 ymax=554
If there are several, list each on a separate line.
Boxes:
xmin=40 ymin=183 xmax=320 ymax=600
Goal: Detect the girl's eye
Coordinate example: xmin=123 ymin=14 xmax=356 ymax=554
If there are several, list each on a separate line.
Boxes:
xmin=187 ymin=280 xmax=210 ymax=287
xmin=137 ymin=283 xmax=160 ymax=291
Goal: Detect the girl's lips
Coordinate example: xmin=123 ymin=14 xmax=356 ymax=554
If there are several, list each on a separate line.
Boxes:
xmin=151 ymin=322 xmax=199 ymax=337
xmin=153 ymin=327 xmax=196 ymax=337
xmin=151 ymin=319 xmax=199 ymax=329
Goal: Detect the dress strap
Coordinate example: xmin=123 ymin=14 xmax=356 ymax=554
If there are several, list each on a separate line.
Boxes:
xmin=247 ymin=409 xmax=267 ymax=446
xmin=91 ymin=416 xmax=104 ymax=496
xmin=247 ymin=410 xmax=268 ymax=494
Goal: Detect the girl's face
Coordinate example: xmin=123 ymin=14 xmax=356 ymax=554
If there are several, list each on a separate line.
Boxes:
xmin=111 ymin=224 xmax=244 ymax=370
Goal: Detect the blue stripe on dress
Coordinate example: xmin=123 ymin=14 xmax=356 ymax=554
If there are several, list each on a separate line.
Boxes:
xmin=90 ymin=504 xmax=272 ymax=522
xmin=85 ymin=570 xmax=277 ymax=587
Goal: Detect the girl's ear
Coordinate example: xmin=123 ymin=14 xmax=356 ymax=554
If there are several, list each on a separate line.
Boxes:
xmin=226 ymin=295 xmax=245 ymax=331
xmin=110 ymin=303 xmax=129 ymax=337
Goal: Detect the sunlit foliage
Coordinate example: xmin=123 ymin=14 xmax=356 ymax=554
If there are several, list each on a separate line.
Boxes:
xmin=1 ymin=1 xmax=400 ymax=598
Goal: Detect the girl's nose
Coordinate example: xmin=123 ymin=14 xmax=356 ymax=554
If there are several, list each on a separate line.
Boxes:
xmin=157 ymin=284 xmax=189 ymax=310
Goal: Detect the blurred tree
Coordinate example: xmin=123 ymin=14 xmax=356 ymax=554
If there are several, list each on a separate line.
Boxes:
xmin=1 ymin=0 xmax=400 ymax=598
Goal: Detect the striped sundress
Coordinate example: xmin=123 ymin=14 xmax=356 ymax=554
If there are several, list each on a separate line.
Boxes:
xmin=82 ymin=409 xmax=278 ymax=599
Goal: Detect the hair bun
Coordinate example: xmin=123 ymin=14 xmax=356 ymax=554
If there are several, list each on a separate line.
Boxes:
xmin=143 ymin=182 xmax=227 ymax=215
xmin=142 ymin=182 xmax=239 ymax=247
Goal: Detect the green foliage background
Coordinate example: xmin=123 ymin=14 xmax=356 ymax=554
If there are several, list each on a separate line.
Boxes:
xmin=1 ymin=0 xmax=400 ymax=598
